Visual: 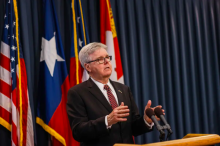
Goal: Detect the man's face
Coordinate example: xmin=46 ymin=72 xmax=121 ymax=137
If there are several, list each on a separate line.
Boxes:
xmin=86 ymin=48 xmax=112 ymax=79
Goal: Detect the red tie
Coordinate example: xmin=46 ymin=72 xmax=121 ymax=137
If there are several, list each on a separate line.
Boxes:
xmin=104 ymin=85 xmax=118 ymax=109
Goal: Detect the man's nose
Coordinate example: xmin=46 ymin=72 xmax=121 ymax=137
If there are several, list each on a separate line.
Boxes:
xmin=104 ymin=59 xmax=109 ymax=64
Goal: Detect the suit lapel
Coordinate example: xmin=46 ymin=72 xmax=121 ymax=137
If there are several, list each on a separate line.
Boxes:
xmin=87 ymin=78 xmax=112 ymax=113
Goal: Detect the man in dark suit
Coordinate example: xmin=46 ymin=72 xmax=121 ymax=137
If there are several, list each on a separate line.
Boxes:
xmin=67 ymin=42 xmax=163 ymax=146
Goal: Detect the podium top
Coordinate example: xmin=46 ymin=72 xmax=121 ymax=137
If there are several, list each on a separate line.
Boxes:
xmin=114 ymin=134 xmax=220 ymax=146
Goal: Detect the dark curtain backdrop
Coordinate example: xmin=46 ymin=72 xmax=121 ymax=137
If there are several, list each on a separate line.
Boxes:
xmin=0 ymin=0 xmax=220 ymax=145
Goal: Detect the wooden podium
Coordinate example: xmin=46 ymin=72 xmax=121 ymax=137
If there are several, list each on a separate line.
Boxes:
xmin=114 ymin=134 xmax=220 ymax=146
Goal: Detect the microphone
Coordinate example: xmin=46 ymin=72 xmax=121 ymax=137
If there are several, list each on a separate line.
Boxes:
xmin=154 ymin=107 xmax=173 ymax=135
xmin=145 ymin=108 xmax=165 ymax=141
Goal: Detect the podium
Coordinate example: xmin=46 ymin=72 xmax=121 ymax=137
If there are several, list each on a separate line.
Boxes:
xmin=114 ymin=134 xmax=220 ymax=146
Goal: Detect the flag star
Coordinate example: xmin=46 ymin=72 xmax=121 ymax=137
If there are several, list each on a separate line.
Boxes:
xmin=54 ymin=32 xmax=56 ymax=36
xmin=79 ymin=38 xmax=83 ymax=47
xmin=77 ymin=17 xmax=81 ymax=23
xmin=13 ymin=22 xmax=15 ymax=26
xmin=5 ymin=24 xmax=9 ymax=29
xmin=40 ymin=36 xmax=65 ymax=77
xmin=11 ymin=68 xmax=14 ymax=73
xmin=11 ymin=57 xmax=15 ymax=62
xmin=11 ymin=46 xmax=16 ymax=50
xmin=12 ymin=35 xmax=14 ymax=39
xmin=4 ymin=14 xmax=6 ymax=18
xmin=8 ymin=0 xmax=10 ymax=3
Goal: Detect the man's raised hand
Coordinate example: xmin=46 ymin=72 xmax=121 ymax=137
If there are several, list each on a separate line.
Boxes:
xmin=107 ymin=102 xmax=130 ymax=126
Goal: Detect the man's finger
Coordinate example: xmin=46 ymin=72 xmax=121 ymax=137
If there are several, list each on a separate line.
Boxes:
xmin=152 ymin=105 xmax=162 ymax=111
xmin=117 ymin=118 xmax=127 ymax=122
xmin=118 ymin=109 xmax=130 ymax=114
xmin=120 ymin=102 xmax=124 ymax=106
xmin=156 ymin=105 xmax=162 ymax=108
xmin=116 ymin=105 xmax=128 ymax=110
xmin=117 ymin=113 xmax=129 ymax=118
xmin=146 ymin=100 xmax=151 ymax=109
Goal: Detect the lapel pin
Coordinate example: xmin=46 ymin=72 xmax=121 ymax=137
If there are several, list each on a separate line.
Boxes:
xmin=118 ymin=90 xmax=122 ymax=93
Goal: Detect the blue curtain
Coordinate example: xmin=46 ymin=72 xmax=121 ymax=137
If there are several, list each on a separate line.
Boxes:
xmin=83 ymin=0 xmax=220 ymax=144
xmin=0 ymin=0 xmax=220 ymax=145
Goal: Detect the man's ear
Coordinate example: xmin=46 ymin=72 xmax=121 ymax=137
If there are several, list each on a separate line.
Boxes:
xmin=84 ymin=63 xmax=91 ymax=73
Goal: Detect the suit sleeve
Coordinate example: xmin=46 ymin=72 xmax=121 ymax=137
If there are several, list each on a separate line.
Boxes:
xmin=66 ymin=88 xmax=109 ymax=142
xmin=128 ymin=87 xmax=153 ymax=136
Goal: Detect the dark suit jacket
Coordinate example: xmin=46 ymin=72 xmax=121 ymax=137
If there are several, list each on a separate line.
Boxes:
xmin=66 ymin=78 xmax=153 ymax=146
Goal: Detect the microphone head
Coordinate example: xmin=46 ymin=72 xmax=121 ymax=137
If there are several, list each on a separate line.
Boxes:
xmin=154 ymin=107 xmax=163 ymax=117
xmin=145 ymin=108 xmax=155 ymax=117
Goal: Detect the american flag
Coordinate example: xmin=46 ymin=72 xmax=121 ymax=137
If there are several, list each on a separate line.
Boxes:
xmin=0 ymin=0 xmax=34 ymax=146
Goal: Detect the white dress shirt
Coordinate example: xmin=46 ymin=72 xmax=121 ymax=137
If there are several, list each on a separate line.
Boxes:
xmin=91 ymin=77 xmax=154 ymax=129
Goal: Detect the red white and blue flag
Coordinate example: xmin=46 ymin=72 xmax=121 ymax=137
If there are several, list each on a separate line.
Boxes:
xmin=36 ymin=0 xmax=78 ymax=145
xmin=100 ymin=0 xmax=124 ymax=83
xmin=0 ymin=0 xmax=34 ymax=146
xmin=70 ymin=0 xmax=90 ymax=87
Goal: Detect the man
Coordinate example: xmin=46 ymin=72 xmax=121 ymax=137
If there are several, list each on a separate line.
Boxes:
xmin=67 ymin=42 xmax=163 ymax=146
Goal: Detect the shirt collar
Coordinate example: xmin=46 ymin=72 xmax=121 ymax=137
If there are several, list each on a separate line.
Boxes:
xmin=91 ymin=77 xmax=112 ymax=91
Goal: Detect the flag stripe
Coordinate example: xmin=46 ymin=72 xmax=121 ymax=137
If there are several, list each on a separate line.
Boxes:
xmin=0 ymin=92 xmax=11 ymax=112
xmin=26 ymin=91 xmax=34 ymax=146
xmin=12 ymin=102 xmax=18 ymax=127
xmin=0 ymin=106 xmax=11 ymax=123
xmin=0 ymin=41 xmax=10 ymax=58
xmin=0 ymin=54 xmax=11 ymax=72
xmin=20 ymin=59 xmax=28 ymax=146
xmin=12 ymin=122 xmax=18 ymax=146
xmin=11 ymin=88 xmax=18 ymax=110
xmin=12 ymin=141 xmax=16 ymax=146
xmin=0 ymin=80 xmax=11 ymax=98
xmin=0 ymin=66 xmax=11 ymax=85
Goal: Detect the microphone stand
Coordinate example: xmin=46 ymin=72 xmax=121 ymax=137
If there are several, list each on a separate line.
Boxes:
xmin=161 ymin=124 xmax=173 ymax=141
xmin=159 ymin=130 xmax=165 ymax=142
xmin=156 ymin=125 xmax=165 ymax=142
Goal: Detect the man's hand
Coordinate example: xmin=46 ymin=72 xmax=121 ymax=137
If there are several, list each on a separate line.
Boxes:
xmin=144 ymin=100 xmax=165 ymax=124
xmin=107 ymin=102 xmax=129 ymax=126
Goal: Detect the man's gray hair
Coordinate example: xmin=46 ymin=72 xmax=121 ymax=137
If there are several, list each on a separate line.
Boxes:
xmin=79 ymin=42 xmax=108 ymax=69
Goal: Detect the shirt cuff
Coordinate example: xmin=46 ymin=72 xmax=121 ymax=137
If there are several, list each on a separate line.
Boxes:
xmin=143 ymin=116 xmax=154 ymax=129
xmin=105 ymin=115 xmax=112 ymax=129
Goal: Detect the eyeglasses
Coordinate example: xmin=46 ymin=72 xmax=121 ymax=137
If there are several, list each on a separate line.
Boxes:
xmin=87 ymin=56 xmax=112 ymax=64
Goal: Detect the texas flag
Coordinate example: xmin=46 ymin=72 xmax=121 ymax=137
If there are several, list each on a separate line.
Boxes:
xmin=70 ymin=0 xmax=90 ymax=87
xmin=100 ymin=0 xmax=124 ymax=83
xmin=36 ymin=0 xmax=78 ymax=145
